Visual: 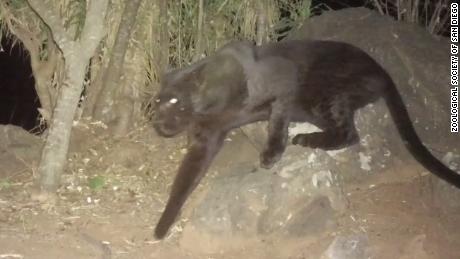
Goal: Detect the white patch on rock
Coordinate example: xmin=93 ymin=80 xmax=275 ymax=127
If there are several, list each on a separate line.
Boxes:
xmin=359 ymin=134 xmax=371 ymax=147
xmin=311 ymin=170 xmax=333 ymax=188
xmin=288 ymin=123 xmax=321 ymax=137
xmin=307 ymin=153 xmax=317 ymax=163
xmin=279 ymin=159 xmax=309 ymax=178
xmin=383 ymin=149 xmax=391 ymax=157
xmin=442 ymin=152 xmax=459 ymax=171
xmin=359 ymin=152 xmax=372 ymax=171
xmin=326 ymin=148 xmax=348 ymax=157
xmin=325 ymin=234 xmax=369 ymax=259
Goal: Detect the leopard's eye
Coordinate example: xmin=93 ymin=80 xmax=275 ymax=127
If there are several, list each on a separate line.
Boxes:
xmin=155 ymin=98 xmax=161 ymax=103
xmin=169 ymin=98 xmax=178 ymax=104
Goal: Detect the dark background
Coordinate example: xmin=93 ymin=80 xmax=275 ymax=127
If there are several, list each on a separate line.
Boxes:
xmin=0 ymin=36 xmax=39 ymax=131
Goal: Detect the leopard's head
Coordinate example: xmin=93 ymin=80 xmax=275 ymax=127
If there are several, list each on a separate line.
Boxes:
xmin=151 ymin=75 xmax=196 ymax=138
xmin=152 ymin=52 xmax=246 ymax=137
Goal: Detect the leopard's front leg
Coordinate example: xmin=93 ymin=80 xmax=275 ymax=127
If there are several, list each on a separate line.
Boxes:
xmin=260 ymin=99 xmax=290 ymax=169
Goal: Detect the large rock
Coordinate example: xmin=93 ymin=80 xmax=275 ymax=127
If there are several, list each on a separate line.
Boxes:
xmin=0 ymin=125 xmax=43 ymax=178
xmin=180 ymin=144 xmax=345 ymax=253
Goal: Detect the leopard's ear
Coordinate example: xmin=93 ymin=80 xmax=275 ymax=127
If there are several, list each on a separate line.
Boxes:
xmin=190 ymin=53 xmax=248 ymax=115
xmin=161 ymin=58 xmax=209 ymax=87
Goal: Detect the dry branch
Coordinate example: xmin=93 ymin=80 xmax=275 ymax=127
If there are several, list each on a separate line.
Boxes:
xmin=27 ymin=0 xmax=71 ymax=50
xmin=80 ymin=0 xmax=110 ymax=59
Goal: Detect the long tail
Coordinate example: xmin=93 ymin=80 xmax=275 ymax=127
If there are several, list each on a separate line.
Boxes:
xmin=383 ymin=77 xmax=460 ymax=188
xmin=154 ymin=131 xmax=225 ymax=239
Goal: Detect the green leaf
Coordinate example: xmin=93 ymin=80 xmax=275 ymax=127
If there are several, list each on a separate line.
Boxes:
xmin=0 ymin=180 xmax=11 ymax=190
xmin=88 ymin=175 xmax=105 ymax=190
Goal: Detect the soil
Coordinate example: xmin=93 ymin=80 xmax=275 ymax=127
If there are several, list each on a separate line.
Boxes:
xmin=0 ymin=120 xmax=459 ymax=259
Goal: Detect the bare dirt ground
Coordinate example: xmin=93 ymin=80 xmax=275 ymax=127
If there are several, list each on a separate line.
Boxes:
xmin=1 ymin=121 xmax=460 ymax=259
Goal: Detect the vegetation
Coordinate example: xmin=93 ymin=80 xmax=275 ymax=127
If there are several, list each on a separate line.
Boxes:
xmin=371 ymin=0 xmax=451 ymax=35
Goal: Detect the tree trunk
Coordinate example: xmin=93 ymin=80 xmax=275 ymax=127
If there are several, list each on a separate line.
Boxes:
xmin=32 ymin=36 xmax=59 ymax=121
xmin=38 ymin=55 xmax=87 ymax=192
xmin=92 ymin=0 xmax=142 ymax=123
xmin=82 ymin=44 xmax=106 ymax=118
xmin=193 ymin=0 xmax=204 ymax=62
xmin=26 ymin=0 xmax=109 ymax=195
xmin=158 ymin=0 xmax=169 ymax=72
xmin=256 ymin=0 xmax=267 ymax=46
xmin=111 ymin=42 xmax=144 ymax=136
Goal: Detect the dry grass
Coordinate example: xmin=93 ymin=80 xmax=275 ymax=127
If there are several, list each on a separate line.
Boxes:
xmin=144 ymin=0 xmax=312 ymax=80
xmin=371 ymin=0 xmax=450 ymax=35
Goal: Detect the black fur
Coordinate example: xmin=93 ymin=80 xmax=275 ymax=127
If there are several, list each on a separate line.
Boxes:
xmin=151 ymin=39 xmax=460 ymax=239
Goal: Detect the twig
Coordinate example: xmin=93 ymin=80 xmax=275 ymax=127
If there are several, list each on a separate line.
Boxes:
xmin=0 ymin=254 xmax=24 ymax=259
